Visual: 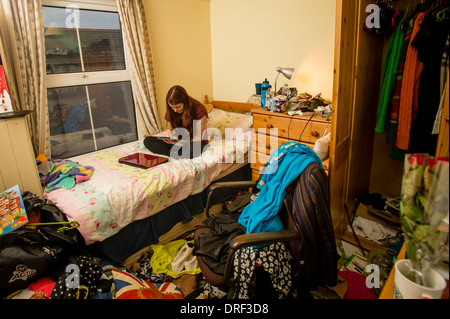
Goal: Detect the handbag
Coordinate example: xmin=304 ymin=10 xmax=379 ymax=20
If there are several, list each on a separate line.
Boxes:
xmin=0 ymin=192 xmax=83 ymax=297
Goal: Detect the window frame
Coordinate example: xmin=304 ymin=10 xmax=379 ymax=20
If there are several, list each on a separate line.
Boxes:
xmin=42 ymin=0 xmax=140 ymax=158
xmin=43 ymin=0 xmax=132 ymax=88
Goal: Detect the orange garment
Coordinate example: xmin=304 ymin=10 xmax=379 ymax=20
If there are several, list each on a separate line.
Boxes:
xmin=396 ymin=13 xmax=423 ymax=150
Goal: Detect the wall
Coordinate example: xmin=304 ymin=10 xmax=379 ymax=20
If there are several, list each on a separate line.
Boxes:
xmin=210 ymin=0 xmax=336 ymax=102
xmin=144 ymin=0 xmax=213 ymax=128
xmin=144 ymin=0 xmax=336 ymax=123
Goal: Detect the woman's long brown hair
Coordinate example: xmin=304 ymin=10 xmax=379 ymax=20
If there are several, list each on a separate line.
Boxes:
xmin=166 ymin=85 xmax=201 ymax=136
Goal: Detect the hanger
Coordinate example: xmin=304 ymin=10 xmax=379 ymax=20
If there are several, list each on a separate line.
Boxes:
xmin=422 ymin=0 xmax=443 ymax=22
xmin=403 ymin=3 xmax=412 ymax=19
xmin=27 ymin=221 xmax=80 ymax=233
xmin=435 ymin=6 xmax=449 ymax=21
xmin=391 ymin=0 xmax=401 ymax=26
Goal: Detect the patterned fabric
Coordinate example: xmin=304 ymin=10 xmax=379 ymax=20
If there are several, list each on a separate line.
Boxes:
xmin=206 ymin=108 xmax=253 ymax=137
xmin=232 ymin=242 xmax=293 ymax=299
xmin=50 ymin=256 xmax=103 ymax=299
xmin=36 ymin=154 xmax=94 ymax=192
xmin=283 ymin=162 xmax=338 ymax=298
xmin=129 ymin=251 xmax=172 ymax=283
xmin=0 ymin=0 xmax=50 ymax=157
xmin=44 ymin=134 xmax=251 ymax=244
xmin=112 ymin=269 xmax=183 ymax=299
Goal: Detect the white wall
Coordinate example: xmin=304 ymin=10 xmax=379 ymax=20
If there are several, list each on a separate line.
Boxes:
xmin=210 ymin=0 xmax=336 ymax=102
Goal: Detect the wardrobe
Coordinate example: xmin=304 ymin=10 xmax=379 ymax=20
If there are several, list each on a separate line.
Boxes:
xmin=330 ymin=0 xmax=449 ymax=238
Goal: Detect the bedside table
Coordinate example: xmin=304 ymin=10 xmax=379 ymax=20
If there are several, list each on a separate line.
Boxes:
xmin=250 ymin=107 xmax=331 ymax=181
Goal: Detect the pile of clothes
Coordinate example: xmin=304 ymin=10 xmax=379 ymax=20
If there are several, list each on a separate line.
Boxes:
xmin=36 ymin=154 xmax=94 ymax=192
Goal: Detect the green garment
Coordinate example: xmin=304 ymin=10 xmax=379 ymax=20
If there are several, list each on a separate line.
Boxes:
xmin=150 ymin=239 xmax=201 ymax=278
xmin=375 ymin=19 xmax=405 ymax=133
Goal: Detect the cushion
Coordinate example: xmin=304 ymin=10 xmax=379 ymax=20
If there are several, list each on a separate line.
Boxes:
xmin=206 ymin=108 xmax=253 ymax=137
xmin=112 ymin=269 xmax=183 ymax=299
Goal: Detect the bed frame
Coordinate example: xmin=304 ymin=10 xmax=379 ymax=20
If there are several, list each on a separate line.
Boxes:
xmin=121 ymin=98 xmax=258 ymax=268
xmin=205 ymin=95 xmax=259 ymax=113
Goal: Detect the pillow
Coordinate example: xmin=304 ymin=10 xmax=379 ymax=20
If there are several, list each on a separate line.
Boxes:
xmin=112 ymin=269 xmax=183 ymax=299
xmin=206 ymin=108 xmax=253 ymax=137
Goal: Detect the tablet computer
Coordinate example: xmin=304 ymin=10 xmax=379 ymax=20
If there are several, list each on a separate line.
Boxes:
xmin=119 ymin=153 xmax=168 ymax=169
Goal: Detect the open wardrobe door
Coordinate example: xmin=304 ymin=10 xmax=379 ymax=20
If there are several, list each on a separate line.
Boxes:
xmin=330 ymin=0 xmax=385 ymax=237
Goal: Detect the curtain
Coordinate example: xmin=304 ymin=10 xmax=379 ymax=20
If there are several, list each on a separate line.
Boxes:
xmin=0 ymin=0 xmax=50 ymax=157
xmin=116 ymin=0 xmax=163 ymax=137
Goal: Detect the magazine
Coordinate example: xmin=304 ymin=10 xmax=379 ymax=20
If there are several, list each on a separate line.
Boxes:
xmin=0 ymin=185 xmax=28 ymax=237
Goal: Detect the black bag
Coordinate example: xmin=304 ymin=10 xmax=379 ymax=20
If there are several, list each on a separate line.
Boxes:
xmin=0 ymin=192 xmax=85 ymax=297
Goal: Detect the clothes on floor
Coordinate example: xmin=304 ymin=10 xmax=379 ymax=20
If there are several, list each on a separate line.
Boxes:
xmin=50 ymin=256 xmax=104 ymax=299
xmin=338 ymin=270 xmax=378 ymax=299
xmin=150 ymin=239 xmax=201 ymax=278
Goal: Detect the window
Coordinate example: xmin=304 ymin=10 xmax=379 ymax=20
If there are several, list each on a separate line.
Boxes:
xmin=43 ymin=1 xmax=138 ymax=159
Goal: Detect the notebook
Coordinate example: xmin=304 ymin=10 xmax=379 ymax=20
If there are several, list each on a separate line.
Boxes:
xmin=119 ymin=153 xmax=168 ymax=169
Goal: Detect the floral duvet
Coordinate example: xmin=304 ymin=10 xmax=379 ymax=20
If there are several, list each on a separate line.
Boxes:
xmin=44 ymin=133 xmax=250 ymax=245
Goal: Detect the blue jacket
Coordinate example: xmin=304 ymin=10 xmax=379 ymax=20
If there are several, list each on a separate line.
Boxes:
xmin=239 ymin=142 xmax=322 ymax=234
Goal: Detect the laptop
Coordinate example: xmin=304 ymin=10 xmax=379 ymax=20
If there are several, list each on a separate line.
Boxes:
xmin=119 ymin=153 xmax=168 ymax=169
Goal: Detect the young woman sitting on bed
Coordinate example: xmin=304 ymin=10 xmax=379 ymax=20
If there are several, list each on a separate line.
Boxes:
xmin=144 ymin=85 xmax=209 ymax=159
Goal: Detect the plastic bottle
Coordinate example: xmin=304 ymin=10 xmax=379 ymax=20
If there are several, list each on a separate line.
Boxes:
xmin=281 ymin=84 xmax=291 ymax=99
xmin=261 ymin=78 xmax=270 ymax=108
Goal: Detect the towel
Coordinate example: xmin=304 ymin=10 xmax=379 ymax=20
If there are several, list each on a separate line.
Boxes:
xmin=238 ymin=142 xmax=322 ymax=234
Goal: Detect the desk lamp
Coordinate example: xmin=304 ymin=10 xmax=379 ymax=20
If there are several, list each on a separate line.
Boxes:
xmin=274 ymin=67 xmax=295 ymax=96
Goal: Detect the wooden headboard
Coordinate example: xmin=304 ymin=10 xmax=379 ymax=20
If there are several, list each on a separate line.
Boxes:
xmin=204 ymin=95 xmax=259 ymax=113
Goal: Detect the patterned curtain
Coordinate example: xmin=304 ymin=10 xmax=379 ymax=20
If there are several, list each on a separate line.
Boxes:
xmin=116 ymin=0 xmax=163 ymax=137
xmin=0 ymin=0 xmax=50 ymax=157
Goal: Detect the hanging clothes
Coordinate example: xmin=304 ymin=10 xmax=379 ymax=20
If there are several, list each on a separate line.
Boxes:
xmin=396 ymin=13 xmax=424 ymax=150
xmin=433 ymin=35 xmax=449 ymax=135
xmin=408 ymin=14 xmax=449 ymax=155
xmin=375 ymin=17 xmax=406 ymax=133
xmin=386 ymin=17 xmax=414 ymax=146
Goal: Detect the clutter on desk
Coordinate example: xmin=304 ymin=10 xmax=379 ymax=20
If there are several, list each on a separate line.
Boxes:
xmin=251 ymin=77 xmax=332 ymax=116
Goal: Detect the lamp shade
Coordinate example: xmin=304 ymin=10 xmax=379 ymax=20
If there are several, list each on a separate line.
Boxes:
xmin=276 ymin=67 xmax=295 ymax=80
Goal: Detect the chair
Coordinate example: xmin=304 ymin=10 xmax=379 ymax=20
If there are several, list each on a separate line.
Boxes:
xmin=194 ymin=161 xmax=339 ymax=299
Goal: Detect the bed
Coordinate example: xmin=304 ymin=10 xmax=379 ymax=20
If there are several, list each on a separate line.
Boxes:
xmin=43 ymin=98 xmax=258 ymax=264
